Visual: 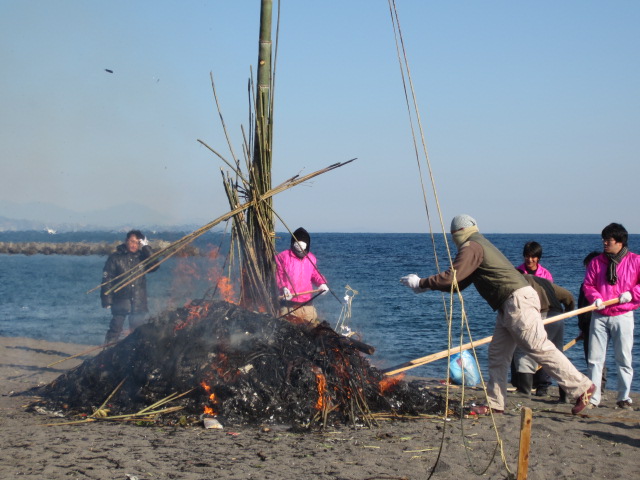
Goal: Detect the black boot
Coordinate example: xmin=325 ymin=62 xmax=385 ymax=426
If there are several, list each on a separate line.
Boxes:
xmin=535 ymin=384 xmax=550 ymax=397
xmin=558 ymin=388 xmax=569 ymax=404
xmin=515 ymin=372 xmax=533 ymax=396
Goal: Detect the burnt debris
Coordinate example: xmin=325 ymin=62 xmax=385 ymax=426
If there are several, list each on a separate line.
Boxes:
xmin=32 ymin=301 xmax=449 ymax=427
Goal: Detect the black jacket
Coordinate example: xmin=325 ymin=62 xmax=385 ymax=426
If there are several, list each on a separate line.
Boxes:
xmin=101 ymin=244 xmax=158 ymax=315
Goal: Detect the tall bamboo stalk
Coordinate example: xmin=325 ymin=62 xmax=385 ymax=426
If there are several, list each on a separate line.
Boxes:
xmin=241 ymin=0 xmax=276 ymax=312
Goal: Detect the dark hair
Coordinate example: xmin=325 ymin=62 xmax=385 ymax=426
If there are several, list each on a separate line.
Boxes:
xmin=523 ymin=241 xmax=543 ymax=259
xmin=601 ymin=223 xmax=628 ymax=247
xmin=126 ymin=229 xmax=144 ymax=241
xmin=583 ymin=250 xmax=600 ymax=267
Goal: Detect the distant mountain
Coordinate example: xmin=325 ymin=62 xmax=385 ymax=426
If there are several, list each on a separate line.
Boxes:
xmin=0 ymin=200 xmax=199 ymax=232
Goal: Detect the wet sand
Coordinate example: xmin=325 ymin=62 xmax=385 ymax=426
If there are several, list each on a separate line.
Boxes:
xmin=1 ymin=336 xmax=639 ymax=479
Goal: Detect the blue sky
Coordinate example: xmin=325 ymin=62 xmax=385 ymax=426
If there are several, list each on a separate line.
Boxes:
xmin=1 ymin=1 xmax=638 ymax=233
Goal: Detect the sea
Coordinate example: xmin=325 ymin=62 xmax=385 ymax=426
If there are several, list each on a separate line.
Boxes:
xmin=1 ymin=230 xmax=639 ymax=392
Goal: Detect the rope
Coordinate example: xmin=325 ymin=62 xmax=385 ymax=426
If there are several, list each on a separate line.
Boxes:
xmin=386 ymin=0 xmax=512 ymax=476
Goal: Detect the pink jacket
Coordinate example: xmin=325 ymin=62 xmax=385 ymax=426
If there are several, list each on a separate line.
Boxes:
xmin=583 ymin=252 xmax=640 ymax=316
xmin=275 ymin=249 xmax=327 ymax=303
xmin=516 ymin=263 xmax=554 ymax=282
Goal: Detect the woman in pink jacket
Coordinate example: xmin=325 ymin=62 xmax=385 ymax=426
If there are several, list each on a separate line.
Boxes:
xmin=276 ymin=227 xmax=329 ymax=324
xmin=583 ymin=223 xmax=640 ymax=410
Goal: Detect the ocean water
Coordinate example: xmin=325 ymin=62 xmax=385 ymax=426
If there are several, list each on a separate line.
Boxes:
xmin=1 ymin=231 xmax=638 ymax=392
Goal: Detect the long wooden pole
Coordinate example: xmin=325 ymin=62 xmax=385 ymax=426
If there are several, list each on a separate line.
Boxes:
xmin=382 ymin=298 xmax=619 ymax=376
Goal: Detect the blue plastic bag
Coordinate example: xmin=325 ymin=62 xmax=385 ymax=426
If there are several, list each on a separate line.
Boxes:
xmin=449 ymin=350 xmax=481 ymax=386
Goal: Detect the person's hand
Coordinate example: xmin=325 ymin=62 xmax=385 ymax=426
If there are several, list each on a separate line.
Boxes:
xmin=139 ymin=236 xmax=150 ymax=247
xmin=576 ymin=331 xmax=585 ymax=341
xmin=594 ymin=299 xmax=605 ymax=310
xmin=282 ymin=287 xmax=293 ymax=301
xmin=619 ymin=291 xmax=632 ymax=304
xmin=319 ymin=284 xmax=329 ymax=295
xmin=400 ymin=274 xmax=429 ymax=293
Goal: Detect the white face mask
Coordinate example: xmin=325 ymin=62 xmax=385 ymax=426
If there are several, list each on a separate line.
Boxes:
xmin=293 ymin=241 xmax=307 ymax=253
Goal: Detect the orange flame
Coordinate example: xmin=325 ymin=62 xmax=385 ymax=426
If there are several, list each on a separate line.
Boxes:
xmin=216 ymin=276 xmax=236 ymax=303
xmin=311 ymin=366 xmax=329 ymax=411
xmin=379 ymin=373 xmax=405 ymax=395
xmin=201 ymin=381 xmax=218 ymax=415
xmin=173 ymin=301 xmax=212 ymax=332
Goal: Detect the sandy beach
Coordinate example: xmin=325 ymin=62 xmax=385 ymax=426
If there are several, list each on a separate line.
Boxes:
xmin=1 ymin=336 xmax=639 ymax=479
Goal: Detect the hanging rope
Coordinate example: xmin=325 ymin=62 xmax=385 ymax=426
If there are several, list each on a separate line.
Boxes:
xmin=386 ymin=0 xmax=512 ymax=476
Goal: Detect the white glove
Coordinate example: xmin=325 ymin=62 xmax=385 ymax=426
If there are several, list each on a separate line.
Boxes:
xmin=282 ymin=287 xmax=293 ymax=301
xmin=400 ymin=274 xmax=429 ymax=293
xmin=594 ymin=299 xmax=605 ymax=310
xmin=139 ymin=236 xmax=149 ymax=247
xmin=619 ymin=291 xmax=632 ymax=304
xmin=319 ymin=284 xmax=329 ymax=295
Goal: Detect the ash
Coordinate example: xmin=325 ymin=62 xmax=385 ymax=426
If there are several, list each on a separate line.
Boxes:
xmin=32 ymin=301 xmax=449 ymax=427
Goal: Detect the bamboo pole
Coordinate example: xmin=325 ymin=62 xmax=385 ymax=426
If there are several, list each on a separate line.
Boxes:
xmin=46 ymin=341 xmax=117 ymax=368
xmin=517 ymin=407 xmax=533 ymax=480
xmin=563 ymin=336 xmax=580 ymax=351
xmin=382 ymin=298 xmax=619 ymax=376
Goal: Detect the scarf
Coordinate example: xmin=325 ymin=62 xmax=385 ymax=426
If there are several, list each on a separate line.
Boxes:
xmin=452 ymin=225 xmax=479 ymax=248
xmin=606 ymin=246 xmax=628 ymax=285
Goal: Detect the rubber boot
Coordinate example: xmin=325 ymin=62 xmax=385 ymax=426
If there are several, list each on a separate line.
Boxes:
xmin=558 ymin=388 xmax=569 ymax=404
xmin=515 ymin=372 xmax=533 ymax=396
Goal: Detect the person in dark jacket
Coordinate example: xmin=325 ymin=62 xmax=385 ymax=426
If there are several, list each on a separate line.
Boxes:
xmin=101 ymin=230 xmax=159 ymax=344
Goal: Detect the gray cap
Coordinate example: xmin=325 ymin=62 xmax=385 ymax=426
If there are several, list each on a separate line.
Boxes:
xmin=450 ymin=214 xmax=477 ymax=232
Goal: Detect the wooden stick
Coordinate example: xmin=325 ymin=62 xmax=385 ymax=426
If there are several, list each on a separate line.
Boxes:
xmin=46 ymin=341 xmax=117 ymax=368
xmin=293 ymin=289 xmax=322 ymax=297
xmin=517 ymin=407 xmax=533 ymax=480
xmin=278 ymin=289 xmax=322 ymax=300
xmin=563 ymin=336 xmax=580 ymax=352
xmin=382 ymin=298 xmax=619 ymax=376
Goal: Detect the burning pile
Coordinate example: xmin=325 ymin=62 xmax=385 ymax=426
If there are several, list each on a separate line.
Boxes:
xmin=33 ymin=301 xmax=449 ymax=427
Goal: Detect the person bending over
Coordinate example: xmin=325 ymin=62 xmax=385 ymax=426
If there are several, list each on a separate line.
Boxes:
xmin=400 ymin=214 xmax=594 ymax=415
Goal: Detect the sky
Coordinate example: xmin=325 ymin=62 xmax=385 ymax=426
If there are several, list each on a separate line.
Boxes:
xmin=1 ymin=1 xmax=638 ymax=234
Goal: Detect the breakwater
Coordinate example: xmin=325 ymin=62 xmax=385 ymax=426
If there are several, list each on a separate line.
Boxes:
xmin=0 ymin=240 xmax=203 ymax=256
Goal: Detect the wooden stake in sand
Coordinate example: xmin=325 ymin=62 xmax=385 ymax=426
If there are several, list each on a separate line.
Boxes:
xmin=382 ymin=298 xmax=620 ymax=376
xmin=517 ymin=406 xmax=533 ymax=480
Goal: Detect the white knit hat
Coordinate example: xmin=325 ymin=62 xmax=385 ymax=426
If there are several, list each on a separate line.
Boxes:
xmin=450 ymin=214 xmax=477 ymax=232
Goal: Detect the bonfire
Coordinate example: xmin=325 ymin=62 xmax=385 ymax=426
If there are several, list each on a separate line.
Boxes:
xmin=31 ymin=300 xmax=449 ymax=429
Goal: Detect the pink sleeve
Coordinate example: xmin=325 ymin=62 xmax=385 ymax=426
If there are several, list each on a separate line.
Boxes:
xmin=582 ymin=260 xmax=601 ymax=304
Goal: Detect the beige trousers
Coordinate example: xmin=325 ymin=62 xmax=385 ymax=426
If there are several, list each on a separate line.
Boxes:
xmin=488 ymin=286 xmax=591 ymax=410
xmin=278 ymin=304 xmax=319 ymax=325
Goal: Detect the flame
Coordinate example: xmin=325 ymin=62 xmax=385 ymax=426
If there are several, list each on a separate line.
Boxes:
xmin=216 ymin=276 xmax=236 ymax=303
xmin=315 ymin=372 xmax=328 ymax=410
xmin=201 ymin=381 xmax=218 ymax=415
xmin=173 ymin=301 xmax=212 ymax=332
xmin=379 ymin=373 xmax=405 ymax=395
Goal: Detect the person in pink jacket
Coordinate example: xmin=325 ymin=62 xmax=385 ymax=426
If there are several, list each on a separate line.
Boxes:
xmin=276 ymin=227 xmax=329 ymax=324
xmin=583 ymin=223 xmax=640 ymax=410
xmin=516 ymin=241 xmax=554 ymax=282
